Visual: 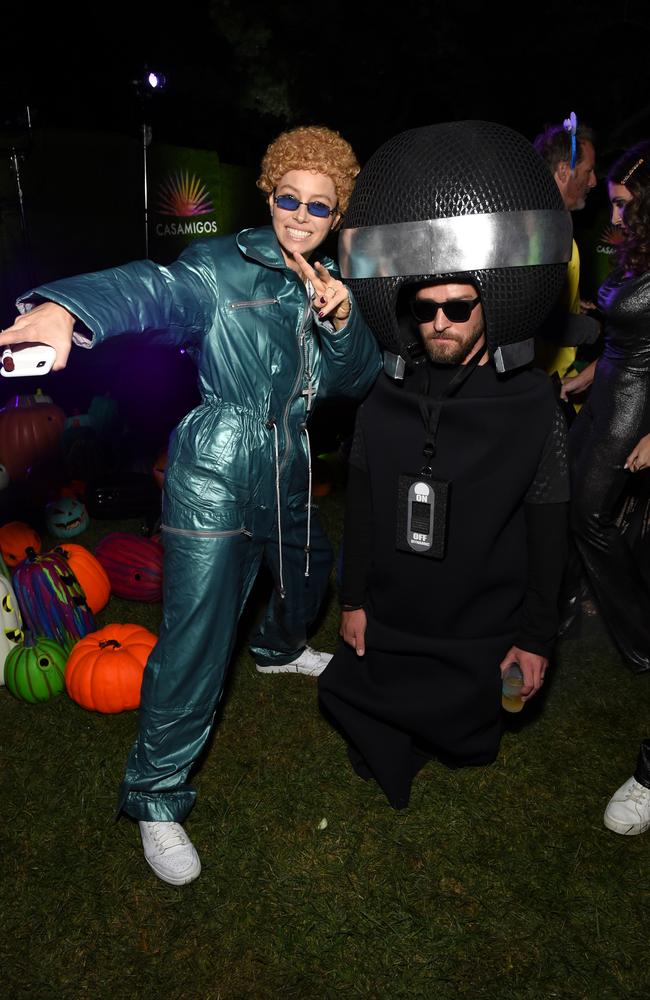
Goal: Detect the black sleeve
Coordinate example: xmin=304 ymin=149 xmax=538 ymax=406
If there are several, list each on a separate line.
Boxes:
xmin=525 ymin=402 xmax=570 ymax=504
xmin=514 ymin=501 xmax=569 ymax=657
xmin=340 ymin=417 xmax=373 ymax=609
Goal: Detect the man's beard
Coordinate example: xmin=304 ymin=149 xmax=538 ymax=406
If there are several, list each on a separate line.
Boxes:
xmin=423 ymin=322 xmax=485 ymax=365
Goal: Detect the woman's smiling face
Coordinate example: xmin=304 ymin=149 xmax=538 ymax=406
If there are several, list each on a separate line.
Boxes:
xmin=269 ymin=170 xmax=339 ymax=270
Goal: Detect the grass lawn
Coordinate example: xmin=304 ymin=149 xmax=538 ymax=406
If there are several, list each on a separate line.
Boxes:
xmin=2 ymin=477 xmax=650 ymax=1000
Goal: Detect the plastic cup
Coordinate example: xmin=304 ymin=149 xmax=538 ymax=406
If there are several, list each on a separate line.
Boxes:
xmin=501 ymin=662 xmax=525 ymax=713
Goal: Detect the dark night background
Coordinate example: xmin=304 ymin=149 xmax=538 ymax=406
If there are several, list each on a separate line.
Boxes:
xmin=3 ymin=0 xmax=647 ymax=167
xmin=1 ymin=0 xmax=649 ymax=464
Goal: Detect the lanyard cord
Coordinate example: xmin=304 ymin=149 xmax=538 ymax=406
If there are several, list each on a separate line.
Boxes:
xmin=416 ymin=350 xmax=486 ymax=475
xmin=302 ymin=425 xmax=312 ymax=578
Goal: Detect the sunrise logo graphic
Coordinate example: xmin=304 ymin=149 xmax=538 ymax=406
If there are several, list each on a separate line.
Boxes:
xmin=157 ymin=171 xmax=214 ymax=217
xmin=601 ymin=223 xmax=625 ymax=246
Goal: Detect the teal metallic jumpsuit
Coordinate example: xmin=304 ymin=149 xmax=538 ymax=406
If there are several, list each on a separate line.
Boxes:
xmin=21 ymin=226 xmax=381 ymax=821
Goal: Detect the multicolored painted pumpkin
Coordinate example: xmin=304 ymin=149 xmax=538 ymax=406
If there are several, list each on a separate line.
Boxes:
xmin=94 ymin=532 xmax=163 ymax=602
xmin=4 ymin=631 xmax=67 ymax=703
xmin=45 ymin=496 xmax=90 ymax=538
xmin=53 ymin=543 xmax=110 ymax=614
xmin=0 ymin=392 xmax=66 ymax=482
xmin=0 ymin=521 xmax=42 ymax=567
xmin=65 ymin=623 xmax=157 ymax=713
xmin=12 ymin=548 xmax=95 ymax=644
xmin=0 ymin=574 xmax=24 ymax=685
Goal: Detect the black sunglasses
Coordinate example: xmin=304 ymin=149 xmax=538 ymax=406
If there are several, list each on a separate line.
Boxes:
xmin=410 ymin=296 xmax=481 ymax=325
xmin=273 ymin=192 xmax=338 ymax=218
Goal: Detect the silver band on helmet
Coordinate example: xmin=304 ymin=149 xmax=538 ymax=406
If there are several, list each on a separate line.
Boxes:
xmin=339 ymin=209 xmax=573 ymax=279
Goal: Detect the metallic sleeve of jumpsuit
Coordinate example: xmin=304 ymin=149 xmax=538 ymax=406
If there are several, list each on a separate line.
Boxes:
xmin=18 ymin=226 xmax=382 ymax=821
xmin=568 ymin=266 xmax=650 ymax=674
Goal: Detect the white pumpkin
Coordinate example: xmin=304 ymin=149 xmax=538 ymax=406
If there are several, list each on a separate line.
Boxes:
xmin=0 ymin=575 xmax=23 ymax=685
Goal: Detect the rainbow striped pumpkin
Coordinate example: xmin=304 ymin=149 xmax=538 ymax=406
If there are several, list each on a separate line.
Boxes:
xmin=4 ymin=631 xmax=68 ymax=703
xmin=12 ymin=548 xmax=95 ymax=643
xmin=94 ymin=533 xmax=163 ymax=602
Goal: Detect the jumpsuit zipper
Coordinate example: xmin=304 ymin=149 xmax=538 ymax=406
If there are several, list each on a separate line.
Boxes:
xmin=269 ymin=283 xmax=316 ymax=593
xmin=229 ymin=298 xmax=279 ymax=310
xmin=278 ymin=289 xmax=312 ymax=478
xmin=162 ymin=525 xmax=253 ymax=539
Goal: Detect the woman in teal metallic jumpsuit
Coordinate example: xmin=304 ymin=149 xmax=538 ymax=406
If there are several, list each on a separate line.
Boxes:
xmin=2 ymin=126 xmax=381 ymax=884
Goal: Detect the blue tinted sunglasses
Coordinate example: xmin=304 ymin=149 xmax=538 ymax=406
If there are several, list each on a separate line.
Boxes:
xmin=273 ymin=192 xmax=338 ymax=218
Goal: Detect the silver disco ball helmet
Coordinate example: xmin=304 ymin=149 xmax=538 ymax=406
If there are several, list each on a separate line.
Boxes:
xmin=339 ymin=121 xmax=573 ymax=373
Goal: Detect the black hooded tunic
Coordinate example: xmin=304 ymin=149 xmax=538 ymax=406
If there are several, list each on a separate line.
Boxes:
xmin=318 ymin=361 xmax=569 ymax=808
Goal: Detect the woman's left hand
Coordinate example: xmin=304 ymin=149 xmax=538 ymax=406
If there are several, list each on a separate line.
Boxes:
xmin=625 ymin=433 xmax=650 ymax=472
xmin=294 ymin=252 xmax=351 ymax=330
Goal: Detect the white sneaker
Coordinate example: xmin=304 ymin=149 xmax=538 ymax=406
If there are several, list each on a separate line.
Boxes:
xmin=603 ymin=776 xmax=650 ymax=836
xmin=139 ymin=821 xmax=202 ymax=885
xmin=255 ymin=645 xmax=333 ymax=676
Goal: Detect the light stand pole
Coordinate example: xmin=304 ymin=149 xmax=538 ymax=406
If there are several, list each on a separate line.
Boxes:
xmin=142 ymin=122 xmax=152 ymax=259
xmin=7 ymin=105 xmax=34 ymax=286
xmin=132 ymin=70 xmax=167 ymax=260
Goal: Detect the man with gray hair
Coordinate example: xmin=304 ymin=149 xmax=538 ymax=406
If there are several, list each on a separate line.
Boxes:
xmin=533 ymin=120 xmax=600 ymax=379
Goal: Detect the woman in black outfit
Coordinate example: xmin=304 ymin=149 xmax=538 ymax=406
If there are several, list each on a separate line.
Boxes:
xmin=561 ymin=140 xmax=650 ymax=676
xmin=570 ymin=142 xmax=650 ymax=836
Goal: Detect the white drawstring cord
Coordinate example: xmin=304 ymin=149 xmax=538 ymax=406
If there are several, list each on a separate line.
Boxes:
xmin=303 ymin=425 xmax=312 ymax=578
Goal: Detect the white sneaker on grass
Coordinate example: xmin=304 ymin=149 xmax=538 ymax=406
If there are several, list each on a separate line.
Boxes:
xmin=139 ymin=821 xmax=201 ymax=885
xmin=603 ymin=776 xmax=650 ymax=835
xmin=255 ymin=645 xmax=333 ymax=676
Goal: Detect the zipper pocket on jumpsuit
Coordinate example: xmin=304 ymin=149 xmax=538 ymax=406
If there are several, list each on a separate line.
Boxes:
xmin=162 ymin=525 xmax=253 ymax=539
xmin=229 ymin=298 xmax=279 ymax=310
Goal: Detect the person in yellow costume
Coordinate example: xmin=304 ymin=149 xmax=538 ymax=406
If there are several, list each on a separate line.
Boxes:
xmin=533 ymin=121 xmax=600 ymax=382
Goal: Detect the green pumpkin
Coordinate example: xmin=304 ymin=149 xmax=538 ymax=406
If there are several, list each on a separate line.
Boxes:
xmin=4 ymin=632 xmax=68 ymax=703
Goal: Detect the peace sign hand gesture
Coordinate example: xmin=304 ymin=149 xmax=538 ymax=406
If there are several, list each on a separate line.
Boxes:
xmin=294 ymin=253 xmax=351 ymax=331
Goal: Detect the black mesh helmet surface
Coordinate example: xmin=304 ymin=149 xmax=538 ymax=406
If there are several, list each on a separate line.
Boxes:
xmin=340 ymin=121 xmax=570 ymax=371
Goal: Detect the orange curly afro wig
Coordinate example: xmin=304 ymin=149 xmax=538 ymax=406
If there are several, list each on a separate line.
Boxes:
xmin=256 ymin=125 xmax=360 ymax=214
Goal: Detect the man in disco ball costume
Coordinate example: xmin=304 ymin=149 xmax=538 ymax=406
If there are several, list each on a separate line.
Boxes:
xmin=318 ymin=121 xmax=573 ymax=809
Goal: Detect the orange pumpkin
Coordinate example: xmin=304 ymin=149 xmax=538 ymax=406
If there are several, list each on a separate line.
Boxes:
xmin=0 ymin=521 xmax=42 ymax=567
xmin=54 ymin=543 xmax=111 ymax=614
xmin=65 ymin=623 xmax=157 ymax=713
xmin=0 ymin=392 xmax=66 ymax=482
